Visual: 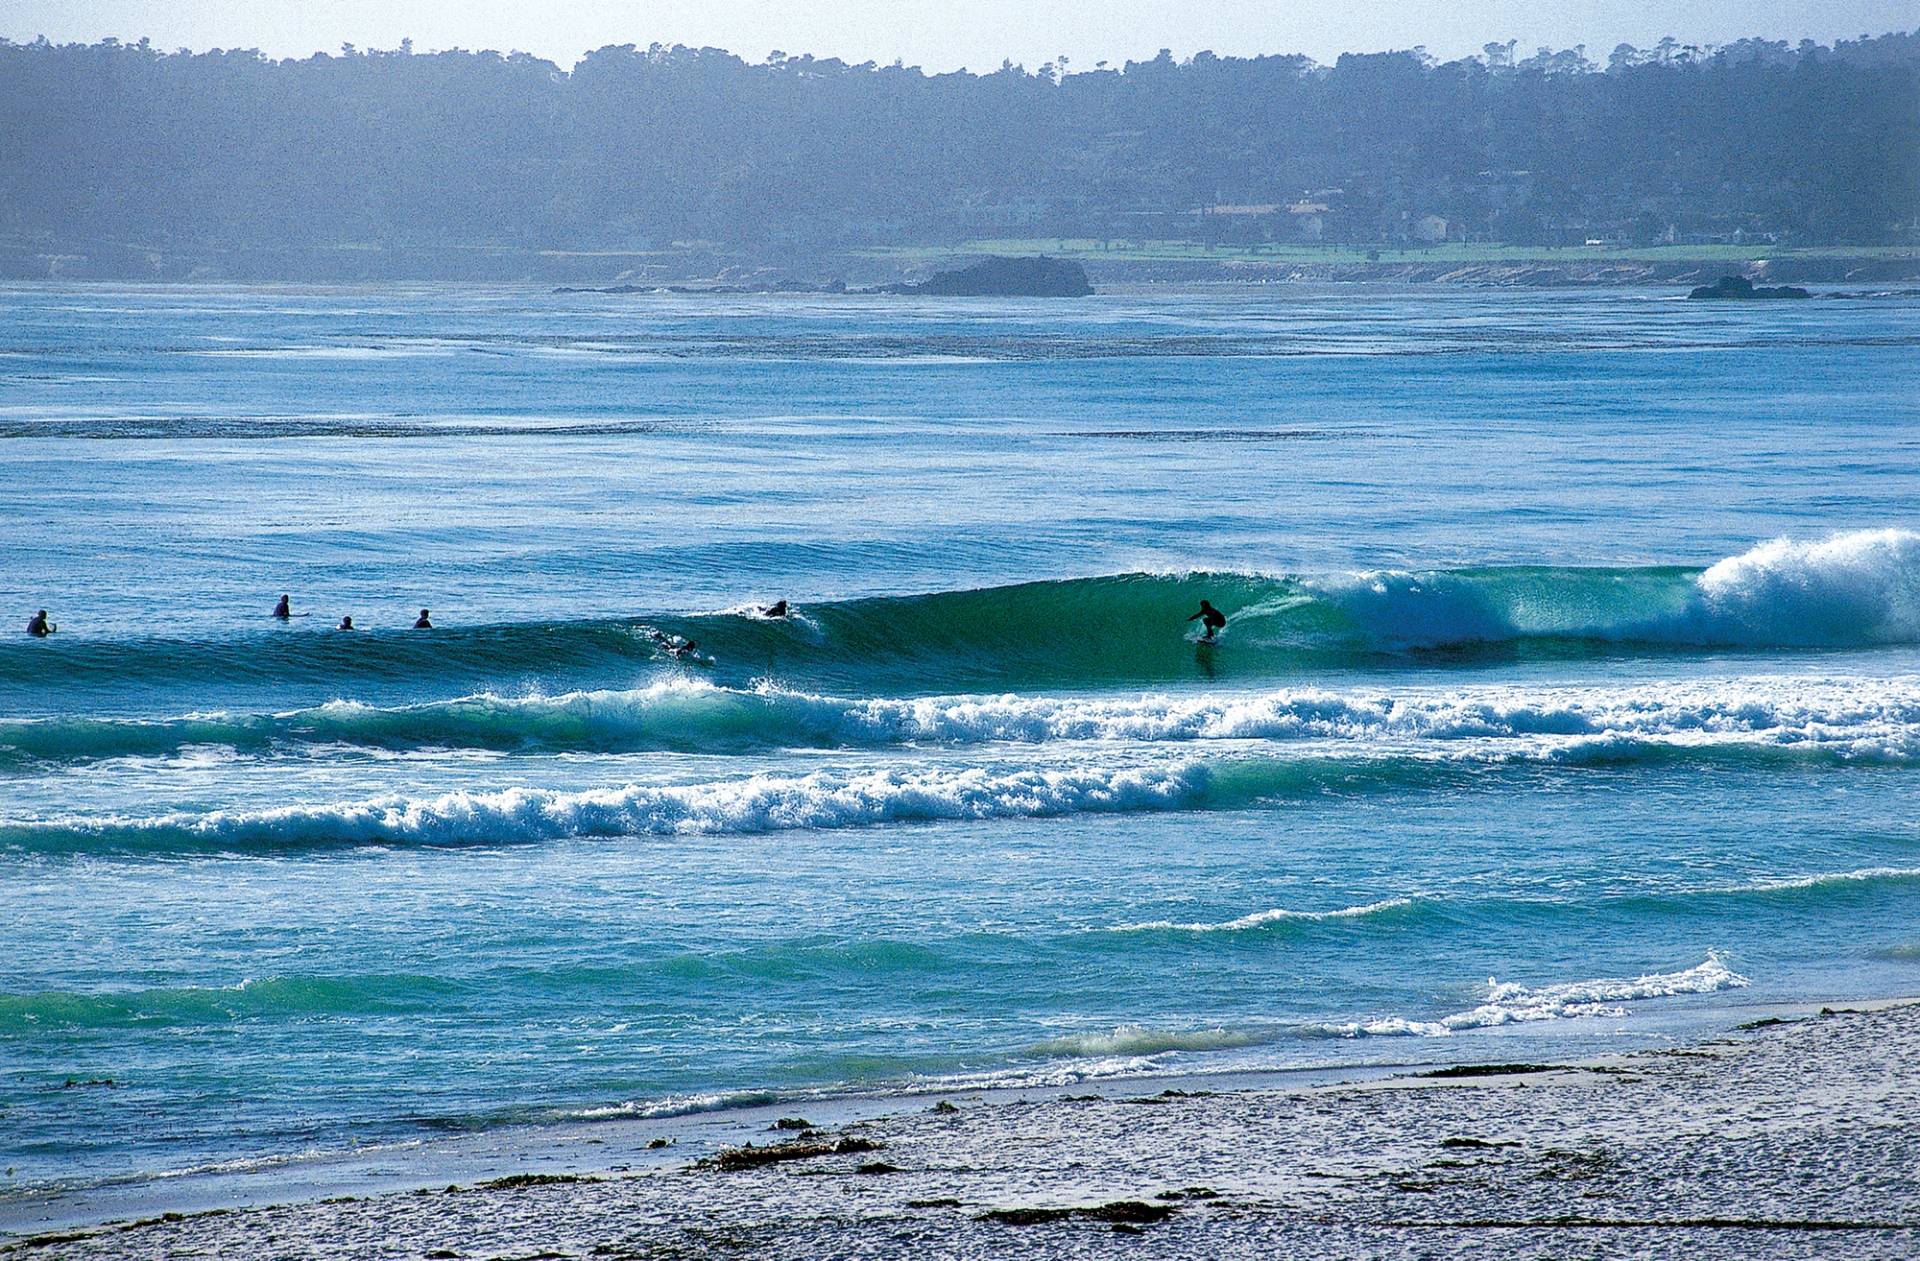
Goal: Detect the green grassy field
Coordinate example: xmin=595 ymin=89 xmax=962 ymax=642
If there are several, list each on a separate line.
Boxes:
xmin=865 ymin=238 xmax=1920 ymax=265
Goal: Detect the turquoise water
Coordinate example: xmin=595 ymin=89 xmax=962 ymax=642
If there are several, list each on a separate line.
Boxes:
xmin=2 ymin=284 xmax=1919 ymax=1205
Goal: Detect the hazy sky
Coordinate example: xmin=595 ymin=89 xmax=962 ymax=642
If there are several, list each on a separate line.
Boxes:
xmin=6 ymin=0 xmax=1914 ymax=71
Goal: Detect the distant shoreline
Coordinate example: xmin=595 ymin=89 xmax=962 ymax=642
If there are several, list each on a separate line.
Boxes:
xmin=5 ymin=242 xmax=1916 ymax=288
xmin=8 ymin=998 xmax=1916 ymax=1257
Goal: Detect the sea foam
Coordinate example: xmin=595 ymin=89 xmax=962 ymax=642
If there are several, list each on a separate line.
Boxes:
xmin=5 ymin=762 xmax=1210 ymax=852
xmin=1694 ymin=529 xmax=1920 ymax=644
xmin=1322 ymin=952 xmax=1749 ymax=1037
xmin=1110 ymin=897 xmax=1419 ymax=934
xmin=1304 ymin=528 xmax=1920 ymax=650
xmin=11 ymin=671 xmax=1920 ymax=765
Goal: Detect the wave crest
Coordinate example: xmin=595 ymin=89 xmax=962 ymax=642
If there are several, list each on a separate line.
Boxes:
xmin=1321 ymin=952 xmax=1749 ymax=1038
xmin=1027 ymin=1025 xmax=1269 ymax=1058
xmin=2 ymin=762 xmax=1211 ymax=853
xmin=1111 ymin=897 xmax=1419 ymax=934
xmin=12 ymin=672 xmax=1920 ymax=767
xmin=8 ymin=531 xmax=1920 ymax=699
xmin=1696 ymin=529 xmax=1920 ymax=645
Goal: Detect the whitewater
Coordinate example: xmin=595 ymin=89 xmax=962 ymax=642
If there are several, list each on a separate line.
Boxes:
xmin=2 ymin=282 xmax=1917 ymax=1213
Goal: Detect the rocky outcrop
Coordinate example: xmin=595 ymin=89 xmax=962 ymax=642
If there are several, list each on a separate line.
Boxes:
xmin=888 ymin=256 xmax=1093 ymax=297
xmin=1687 ymin=275 xmax=1811 ymax=300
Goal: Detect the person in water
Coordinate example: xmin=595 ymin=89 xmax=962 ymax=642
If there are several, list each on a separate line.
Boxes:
xmin=26 ymin=609 xmax=53 ymax=637
xmin=413 ymin=608 xmax=432 ymax=629
xmin=337 ymin=615 xmax=355 ymax=631
xmin=761 ymin=600 xmax=789 ymax=618
xmin=272 ymin=594 xmax=291 ymax=620
xmin=645 ymin=628 xmax=698 ymax=657
xmin=1187 ymin=599 xmax=1226 ymax=641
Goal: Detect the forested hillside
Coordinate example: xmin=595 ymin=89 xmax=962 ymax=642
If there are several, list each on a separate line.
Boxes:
xmin=2 ymin=31 xmax=1915 ymax=274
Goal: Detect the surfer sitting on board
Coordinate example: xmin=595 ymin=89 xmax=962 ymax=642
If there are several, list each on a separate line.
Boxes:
xmin=413 ymin=608 xmax=432 ymax=629
xmin=1186 ymin=599 xmax=1226 ymax=642
xmin=272 ymin=594 xmax=291 ymax=620
xmin=26 ymin=609 xmax=54 ymax=637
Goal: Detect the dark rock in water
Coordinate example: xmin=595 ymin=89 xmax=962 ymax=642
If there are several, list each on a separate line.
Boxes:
xmin=1687 ymin=275 xmax=1811 ymax=300
xmin=980 ymin=1199 xmax=1175 ymax=1227
xmin=889 ymin=256 xmax=1093 ymax=297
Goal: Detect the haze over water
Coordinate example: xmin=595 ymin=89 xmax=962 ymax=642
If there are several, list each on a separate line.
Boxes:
xmin=2 ymin=283 xmax=1919 ymax=1204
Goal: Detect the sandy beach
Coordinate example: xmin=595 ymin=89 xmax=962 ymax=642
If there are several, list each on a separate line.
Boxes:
xmin=8 ymin=999 xmax=1915 ymax=1260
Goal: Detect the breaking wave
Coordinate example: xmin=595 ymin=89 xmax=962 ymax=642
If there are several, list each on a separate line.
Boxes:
xmin=1026 ymin=1025 xmax=1271 ymax=1058
xmin=1317 ymin=953 xmax=1750 ymax=1037
xmin=6 ymin=732 xmax=1915 ymax=855
xmin=0 ymin=762 xmax=1218 ymax=854
xmin=10 ymin=671 xmax=1920 ymax=768
xmin=1110 ymin=897 xmax=1421 ymax=934
xmin=5 ymin=530 xmax=1919 ymax=698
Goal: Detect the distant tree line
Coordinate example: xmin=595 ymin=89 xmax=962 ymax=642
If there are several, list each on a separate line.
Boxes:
xmin=0 ymin=30 xmax=1915 ymax=257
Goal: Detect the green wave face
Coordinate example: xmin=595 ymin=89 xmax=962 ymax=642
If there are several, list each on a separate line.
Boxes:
xmin=6 ymin=528 xmax=1920 ymax=702
xmin=661 ymin=559 xmax=1858 ymax=692
xmin=0 ymin=563 xmax=1827 ymax=703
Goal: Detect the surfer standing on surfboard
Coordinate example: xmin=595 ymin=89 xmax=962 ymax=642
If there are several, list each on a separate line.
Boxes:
xmin=1187 ymin=599 xmax=1226 ymax=641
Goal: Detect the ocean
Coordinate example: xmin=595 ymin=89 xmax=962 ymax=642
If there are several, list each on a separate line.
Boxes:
xmin=2 ymin=282 xmax=1917 ymax=1206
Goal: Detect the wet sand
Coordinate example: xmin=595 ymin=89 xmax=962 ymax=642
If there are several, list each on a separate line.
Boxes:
xmin=7 ymin=1001 xmax=1917 ymax=1259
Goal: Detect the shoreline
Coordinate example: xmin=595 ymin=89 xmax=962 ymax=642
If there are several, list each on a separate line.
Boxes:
xmin=6 ymin=250 xmax=1918 ymax=289
xmin=0 ymin=1051 xmax=1459 ymax=1239
xmin=9 ymin=996 xmax=1916 ymax=1257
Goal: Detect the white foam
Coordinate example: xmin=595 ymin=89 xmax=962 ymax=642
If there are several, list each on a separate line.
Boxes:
xmin=1740 ymin=866 xmax=1920 ymax=894
xmin=809 ymin=674 xmax=1920 ymax=759
xmin=17 ymin=672 xmax=1920 ymax=768
xmin=1322 ymin=952 xmax=1749 ymax=1038
xmin=1027 ymin=1025 xmax=1269 ymax=1058
xmin=1111 ymin=897 xmax=1416 ymax=933
xmin=1297 ymin=528 xmax=1920 ymax=649
xmin=1695 ymin=529 xmax=1920 ymax=644
xmin=566 ymin=1090 xmax=780 ymax=1121
xmin=43 ymin=761 xmax=1211 ymax=849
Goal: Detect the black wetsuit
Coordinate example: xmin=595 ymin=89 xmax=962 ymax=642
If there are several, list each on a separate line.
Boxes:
xmin=1187 ymin=602 xmax=1226 ymax=640
xmin=26 ymin=612 xmax=51 ymax=638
